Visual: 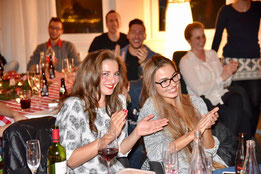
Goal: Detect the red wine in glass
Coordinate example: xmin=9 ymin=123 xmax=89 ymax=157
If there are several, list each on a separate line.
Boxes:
xmin=98 ymin=148 xmax=118 ymax=162
xmin=21 ymin=99 xmax=31 ymax=109
xmin=98 ymin=130 xmax=118 ymax=174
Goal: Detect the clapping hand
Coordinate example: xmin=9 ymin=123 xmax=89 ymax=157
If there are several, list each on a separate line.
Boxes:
xmin=109 ymin=109 xmax=128 ymax=138
xmin=222 ymin=60 xmax=238 ymax=80
xmin=193 ymin=107 xmax=219 ymax=134
xmin=135 ymin=114 xmax=168 ymax=136
xmin=114 ymin=44 xmax=125 ymax=62
xmin=137 ymin=47 xmax=148 ymax=65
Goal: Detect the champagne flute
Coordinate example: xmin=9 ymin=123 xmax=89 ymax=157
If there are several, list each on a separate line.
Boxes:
xmin=98 ymin=130 xmax=119 ymax=174
xmin=26 ymin=140 xmax=41 ymax=174
xmin=162 ymin=141 xmax=179 ymax=174
xmin=62 ymin=58 xmax=70 ymax=74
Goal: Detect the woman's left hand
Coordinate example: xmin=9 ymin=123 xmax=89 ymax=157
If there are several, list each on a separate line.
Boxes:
xmin=135 ymin=115 xmax=168 ymax=136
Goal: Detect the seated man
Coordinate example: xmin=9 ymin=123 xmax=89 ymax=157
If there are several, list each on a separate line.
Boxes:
xmin=0 ymin=103 xmax=27 ymax=136
xmin=0 ymin=52 xmax=19 ymax=72
xmin=120 ymin=19 xmax=158 ymax=169
xmin=27 ymin=17 xmax=80 ymax=72
xmin=120 ymin=19 xmax=158 ymax=81
xmin=88 ymin=10 xmax=129 ymax=53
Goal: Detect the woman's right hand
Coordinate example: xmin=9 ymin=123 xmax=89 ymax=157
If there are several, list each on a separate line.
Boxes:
xmin=221 ymin=60 xmax=238 ymax=80
xmin=193 ymin=107 xmax=219 ymax=134
xmin=108 ymin=109 xmax=128 ymax=137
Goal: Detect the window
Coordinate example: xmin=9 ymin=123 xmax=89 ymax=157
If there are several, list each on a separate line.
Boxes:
xmin=56 ymin=0 xmax=103 ymax=33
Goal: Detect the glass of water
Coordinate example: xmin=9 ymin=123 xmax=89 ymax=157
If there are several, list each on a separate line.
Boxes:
xmin=162 ymin=141 xmax=179 ymax=174
xmin=26 ymin=140 xmax=41 ymax=174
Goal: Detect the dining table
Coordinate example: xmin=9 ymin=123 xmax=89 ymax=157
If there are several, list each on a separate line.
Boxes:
xmin=213 ymin=164 xmax=261 ymax=174
xmin=0 ymin=72 xmax=75 ymax=126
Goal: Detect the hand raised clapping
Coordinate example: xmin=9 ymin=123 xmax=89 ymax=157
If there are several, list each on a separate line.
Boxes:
xmin=222 ymin=60 xmax=238 ymax=80
xmin=108 ymin=109 xmax=128 ymax=137
xmin=135 ymin=114 xmax=168 ymax=136
xmin=193 ymin=107 xmax=219 ymax=134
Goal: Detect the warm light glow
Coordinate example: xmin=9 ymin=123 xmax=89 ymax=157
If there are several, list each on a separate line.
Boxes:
xmin=165 ymin=1 xmax=193 ymax=58
xmin=18 ymin=81 xmax=23 ymax=86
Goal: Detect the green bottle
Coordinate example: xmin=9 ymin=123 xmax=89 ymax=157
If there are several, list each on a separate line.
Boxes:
xmin=48 ymin=126 xmax=66 ymax=174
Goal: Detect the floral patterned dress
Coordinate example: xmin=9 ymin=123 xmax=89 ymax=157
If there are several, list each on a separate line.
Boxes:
xmin=55 ymin=95 xmax=128 ymax=174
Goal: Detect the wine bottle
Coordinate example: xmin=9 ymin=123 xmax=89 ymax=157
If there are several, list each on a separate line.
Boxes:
xmin=0 ymin=61 xmax=4 ymax=79
xmin=0 ymin=155 xmax=3 ymax=174
xmin=41 ymin=70 xmax=48 ymax=96
xmin=190 ymin=131 xmax=207 ymax=174
xmin=49 ymin=55 xmax=55 ymax=79
xmin=0 ymin=137 xmax=3 ymax=174
xmin=241 ymin=140 xmax=260 ymax=174
xmin=235 ymin=133 xmax=245 ymax=174
xmin=48 ymin=126 xmax=66 ymax=174
xmin=59 ymin=78 xmax=67 ymax=98
xmin=22 ymin=71 xmax=32 ymax=91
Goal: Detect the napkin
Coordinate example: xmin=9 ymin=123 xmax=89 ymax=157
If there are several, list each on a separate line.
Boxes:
xmin=25 ymin=108 xmax=58 ymax=119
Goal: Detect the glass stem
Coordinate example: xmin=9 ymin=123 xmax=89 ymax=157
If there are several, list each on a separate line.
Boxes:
xmin=107 ymin=161 xmax=111 ymax=174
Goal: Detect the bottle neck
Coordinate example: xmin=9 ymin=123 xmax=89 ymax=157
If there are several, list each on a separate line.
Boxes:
xmin=245 ymin=145 xmax=256 ymax=160
xmin=52 ymin=129 xmax=60 ymax=143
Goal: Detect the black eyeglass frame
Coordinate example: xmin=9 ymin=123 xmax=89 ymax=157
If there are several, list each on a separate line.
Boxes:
xmin=155 ymin=73 xmax=180 ymax=88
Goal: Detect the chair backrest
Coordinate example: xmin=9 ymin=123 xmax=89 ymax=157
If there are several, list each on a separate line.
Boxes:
xmin=149 ymin=161 xmax=164 ymax=174
xmin=2 ymin=116 xmax=56 ymax=174
xmin=172 ymin=51 xmax=188 ymax=94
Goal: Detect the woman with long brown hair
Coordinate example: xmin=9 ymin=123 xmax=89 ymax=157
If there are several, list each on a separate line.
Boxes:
xmin=56 ymin=50 xmax=168 ymax=174
xmin=138 ymin=55 xmax=226 ymax=174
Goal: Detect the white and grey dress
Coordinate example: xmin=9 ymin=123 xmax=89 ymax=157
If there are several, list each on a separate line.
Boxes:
xmin=138 ymin=95 xmax=227 ymax=174
xmin=55 ymin=95 xmax=128 ymax=174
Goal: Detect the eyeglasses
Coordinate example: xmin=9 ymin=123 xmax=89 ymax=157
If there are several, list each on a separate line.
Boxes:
xmin=155 ymin=73 xmax=180 ymax=88
xmin=49 ymin=26 xmax=63 ymax=31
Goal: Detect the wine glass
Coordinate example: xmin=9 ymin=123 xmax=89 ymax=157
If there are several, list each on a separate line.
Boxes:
xmin=62 ymin=58 xmax=70 ymax=74
xmin=98 ymin=130 xmax=119 ymax=174
xmin=26 ymin=140 xmax=41 ymax=174
xmin=162 ymin=141 xmax=179 ymax=174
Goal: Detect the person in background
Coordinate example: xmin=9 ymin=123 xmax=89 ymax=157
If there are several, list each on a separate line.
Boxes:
xmin=88 ymin=10 xmax=129 ymax=53
xmin=119 ymin=18 xmax=159 ymax=169
xmin=180 ymin=22 xmax=253 ymax=138
xmin=27 ymin=17 xmax=80 ymax=72
xmin=139 ymin=55 xmax=226 ymax=174
xmin=211 ymin=0 xmax=261 ymax=136
xmin=0 ymin=103 xmax=27 ymax=136
xmin=55 ymin=50 xmax=168 ymax=173
xmin=0 ymin=52 xmax=19 ymax=72
xmin=120 ymin=18 xmax=158 ymax=81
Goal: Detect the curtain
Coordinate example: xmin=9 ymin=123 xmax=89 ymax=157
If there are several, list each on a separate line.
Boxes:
xmin=0 ymin=0 xmax=56 ymax=73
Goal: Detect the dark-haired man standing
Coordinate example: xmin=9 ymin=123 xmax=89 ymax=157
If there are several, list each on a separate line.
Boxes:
xmin=27 ymin=17 xmax=80 ymax=72
xmin=88 ymin=10 xmax=129 ymax=53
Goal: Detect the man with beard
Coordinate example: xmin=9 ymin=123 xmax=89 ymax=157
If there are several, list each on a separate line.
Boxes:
xmin=120 ymin=19 xmax=158 ymax=81
xmin=88 ymin=10 xmax=129 ymax=53
xmin=27 ymin=17 xmax=80 ymax=72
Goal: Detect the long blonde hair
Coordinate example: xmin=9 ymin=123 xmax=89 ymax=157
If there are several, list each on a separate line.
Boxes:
xmin=60 ymin=50 xmax=128 ymax=133
xmin=140 ymin=55 xmax=201 ymax=160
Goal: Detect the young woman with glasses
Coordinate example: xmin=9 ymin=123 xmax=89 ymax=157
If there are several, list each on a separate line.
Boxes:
xmin=55 ymin=50 xmax=168 ymax=174
xmin=138 ymin=55 xmax=227 ymax=174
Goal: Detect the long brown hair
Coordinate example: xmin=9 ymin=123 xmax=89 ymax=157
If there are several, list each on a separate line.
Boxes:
xmin=140 ymin=55 xmax=200 ymax=161
xmin=60 ymin=50 xmax=128 ymax=133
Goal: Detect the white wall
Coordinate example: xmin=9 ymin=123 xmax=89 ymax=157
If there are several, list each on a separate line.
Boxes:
xmin=1 ymin=0 xmax=260 ymax=68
